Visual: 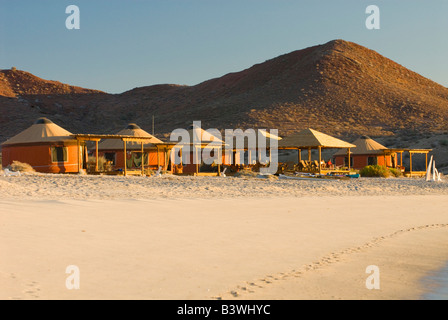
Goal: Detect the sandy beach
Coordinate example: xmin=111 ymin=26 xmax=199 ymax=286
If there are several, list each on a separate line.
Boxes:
xmin=1 ymin=173 xmax=448 ymax=300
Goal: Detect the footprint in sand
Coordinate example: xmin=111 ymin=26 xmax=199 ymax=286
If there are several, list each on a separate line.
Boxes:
xmin=1 ymin=273 xmax=40 ymax=300
xmin=22 ymin=281 xmax=41 ymax=299
xmin=213 ymin=224 xmax=448 ymax=300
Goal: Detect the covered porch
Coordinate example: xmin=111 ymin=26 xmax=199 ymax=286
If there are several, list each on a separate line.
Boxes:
xmin=385 ymin=148 xmax=432 ymax=177
xmin=72 ymin=134 xmax=173 ymax=176
xmin=171 ymin=143 xmax=224 ymax=176
xmin=278 ymin=128 xmax=357 ymax=175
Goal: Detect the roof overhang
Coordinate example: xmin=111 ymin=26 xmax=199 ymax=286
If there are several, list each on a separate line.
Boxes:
xmin=278 ymin=144 xmax=356 ymax=150
xmin=385 ymin=148 xmax=432 ymax=154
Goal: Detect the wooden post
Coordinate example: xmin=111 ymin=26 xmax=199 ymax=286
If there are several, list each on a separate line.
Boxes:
xmin=217 ymin=148 xmax=221 ymax=177
xmin=95 ymin=140 xmax=99 ymax=172
xmin=318 ymin=146 xmax=322 ymax=175
xmin=77 ymin=139 xmax=81 ymax=173
xmin=163 ymin=147 xmax=167 ymax=171
xmin=195 ymin=147 xmax=199 ymax=175
xmin=409 ymin=152 xmax=413 ymax=175
xmin=298 ymin=148 xmax=301 ymax=163
xmin=180 ymin=148 xmax=183 ymax=166
xmin=308 ymin=148 xmax=311 ymax=162
xmin=141 ymin=142 xmax=145 ymax=176
xmin=400 ymin=152 xmax=403 ymax=167
xmin=156 ymin=145 xmax=160 ymax=169
xmin=123 ymin=140 xmax=127 ymax=176
xmin=347 ymin=148 xmax=351 ymax=171
xmin=425 ymin=153 xmax=428 ymax=172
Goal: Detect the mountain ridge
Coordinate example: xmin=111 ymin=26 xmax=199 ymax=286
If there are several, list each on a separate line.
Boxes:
xmin=1 ymin=39 xmax=448 ymax=144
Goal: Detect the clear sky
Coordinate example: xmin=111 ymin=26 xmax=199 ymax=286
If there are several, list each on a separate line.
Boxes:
xmin=1 ymin=0 xmax=447 ymax=93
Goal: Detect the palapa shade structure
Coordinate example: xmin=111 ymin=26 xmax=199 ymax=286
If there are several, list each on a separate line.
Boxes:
xmin=226 ymin=129 xmax=282 ymax=166
xmin=279 ymin=128 xmax=356 ymax=149
xmin=97 ymin=123 xmax=168 ymax=173
xmin=172 ymin=124 xmax=225 ymax=175
xmin=178 ymin=124 xmax=224 ymax=146
xmin=278 ymin=128 xmax=356 ymax=174
xmin=227 ymin=129 xmax=282 ymax=149
xmin=1 ymin=117 xmax=84 ymax=173
xmin=98 ymin=123 xmax=163 ymax=150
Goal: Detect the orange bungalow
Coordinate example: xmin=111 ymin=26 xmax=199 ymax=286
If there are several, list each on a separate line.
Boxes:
xmin=1 ymin=117 xmax=85 ymax=173
xmin=333 ymin=136 xmax=392 ymax=169
xmin=333 ymin=135 xmax=432 ymax=176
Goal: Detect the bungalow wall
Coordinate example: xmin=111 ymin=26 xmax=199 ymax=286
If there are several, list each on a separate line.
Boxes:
xmin=2 ymin=142 xmax=80 ymax=173
xmin=334 ymin=154 xmax=392 ymax=169
xmin=181 ymin=151 xmax=229 ymax=174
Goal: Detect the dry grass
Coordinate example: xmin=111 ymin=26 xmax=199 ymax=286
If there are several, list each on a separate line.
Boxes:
xmin=88 ymin=156 xmax=107 ymax=171
xmin=233 ymin=169 xmax=278 ymax=180
xmin=233 ymin=169 xmax=258 ymax=178
xmin=7 ymin=160 xmax=36 ymax=173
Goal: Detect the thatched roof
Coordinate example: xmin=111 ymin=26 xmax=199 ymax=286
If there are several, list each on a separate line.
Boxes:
xmin=171 ymin=125 xmax=224 ymax=145
xmin=98 ymin=124 xmax=163 ymax=150
xmin=226 ymin=129 xmax=282 ymax=150
xmin=1 ymin=118 xmax=74 ymax=146
xmin=333 ymin=136 xmax=388 ymax=155
xmin=278 ymin=128 xmax=356 ymax=149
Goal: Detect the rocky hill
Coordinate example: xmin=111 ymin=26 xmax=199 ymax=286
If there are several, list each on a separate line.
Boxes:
xmin=0 ymin=68 xmax=102 ymax=97
xmin=1 ymin=40 xmax=448 ymax=144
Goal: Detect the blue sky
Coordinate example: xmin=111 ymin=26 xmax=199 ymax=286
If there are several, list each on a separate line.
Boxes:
xmin=1 ymin=0 xmax=447 ymax=93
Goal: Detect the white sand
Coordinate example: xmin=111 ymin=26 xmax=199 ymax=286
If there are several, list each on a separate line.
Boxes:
xmin=0 ymin=174 xmax=448 ymax=300
xmin=1 ymin=174 xmax=447 ymax=200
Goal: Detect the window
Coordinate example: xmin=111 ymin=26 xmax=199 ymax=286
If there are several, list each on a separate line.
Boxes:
xmin=51 ymin=146 xmax=68 ymax=163
xmin=368 ymin=156 xmax=377 ymax=166
xmin=345 ymin=156 xmax=354 ymax=167
xmin=104 ymin=152 xmax=116 ymax=165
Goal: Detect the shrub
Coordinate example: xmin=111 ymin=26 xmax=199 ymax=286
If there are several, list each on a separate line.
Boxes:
xmin=145 ymin=168 xmax=154 ymax=176
xmin=359 ymin=165 xmax=391 ymax=178
xmin=440 ymin=139 xmax=448 ymax=147
xmin=360 ymin=165 xmax=403 ymax=178
xmin=388 ymin=168 xmax=403 ymax=177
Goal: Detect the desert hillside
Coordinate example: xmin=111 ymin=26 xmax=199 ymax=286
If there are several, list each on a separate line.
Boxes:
xmin=1 ymin=40 xmax=448 ymax=145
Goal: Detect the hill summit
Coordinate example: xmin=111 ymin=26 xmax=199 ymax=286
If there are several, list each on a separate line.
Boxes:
xmin=1 ymin=40 xmax=448 ymax=144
